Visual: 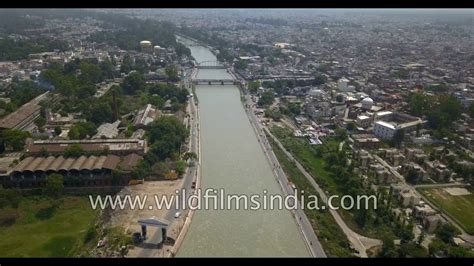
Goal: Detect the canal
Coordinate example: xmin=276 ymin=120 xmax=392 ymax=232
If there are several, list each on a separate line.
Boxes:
xmin=177 ymin=39 xmax=309 ymax=257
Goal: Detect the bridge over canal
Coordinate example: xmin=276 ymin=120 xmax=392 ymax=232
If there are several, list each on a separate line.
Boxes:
xmin=196 ymin=60 xmax=226 ymax=69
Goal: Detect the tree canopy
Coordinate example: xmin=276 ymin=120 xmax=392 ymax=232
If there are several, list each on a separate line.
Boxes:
xmin=1 ymin=129 xmax=30 ymax=151
xmin=122 ymin=71 xmax=145 ymax=95
xmin=165 ymin=65 xmax=180 ymax=82
xmin=257 ymin=91 xmax=275 ymax=107
xmin=138 ymin=116 xmax=189 ymax=174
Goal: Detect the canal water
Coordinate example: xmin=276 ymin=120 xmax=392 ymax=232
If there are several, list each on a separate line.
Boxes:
xmin=177 ymin=39 xmax=309 ymax=257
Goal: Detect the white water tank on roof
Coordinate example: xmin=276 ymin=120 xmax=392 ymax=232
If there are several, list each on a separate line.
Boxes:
xmin=361 ymin=97 xmax=374 ymax=110
xmin=140 ymin=40 xmax=152 ymax=53
xmin=153 ymin=45 xmax=162 ymax=55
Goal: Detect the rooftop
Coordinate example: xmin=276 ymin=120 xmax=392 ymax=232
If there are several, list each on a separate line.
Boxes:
xmin=0 ymin=103 xmax=41 ymax=129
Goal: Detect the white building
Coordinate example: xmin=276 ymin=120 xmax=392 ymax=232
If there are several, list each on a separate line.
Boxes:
xmin=356 ymin=115 xmax=372 ymax=128
xmin=338 ymin=78 xmax=349 ymax=91
xmin=374 ymin=121 xmax=396 ymax=139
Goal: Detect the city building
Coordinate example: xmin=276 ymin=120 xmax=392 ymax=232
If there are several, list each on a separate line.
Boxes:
xmin=133 ymin=104 xmax=161 ymax=129
xmin=26 ymin=139 xmax=148 ymax=156
xmin=0 ymin=103 xmax=41 ymax=131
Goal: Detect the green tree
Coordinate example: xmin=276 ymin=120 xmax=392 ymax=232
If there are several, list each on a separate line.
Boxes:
xmin=428 ymin=238 xmax=448 ymax=257
xmin=346 ymin=122 xmax=356 ymax=131
xmin=64 ymin=144 xmax=84 ymax=157
xmin=436 ymin=223 xmax=459 ymax=244
xmin=174 ymin=42 xmax=191 ymax=58
xmin=379 ymin=235 xmax=398 ymax=258
xmin=77 ymin=84 xmax=97 ymax=98
xmin=68 ymin=122 xmax=97 ymax=139
xmin=134 ymin=58 xmax=149 ymax=74
xmin=145 ymin=116 xmax=188 ymax=161
xmin=248 ymin=80 xmax=261 ymax=93
xmin=257 ymin=91 xmax=275 ymax=107
xmin=150 ymin=95 xmax=165 ymax=109
xmin=34 ymin=116 xmax=46 ymax=129
xmin=9 ymin=80 xmax=45 ymax=106
xmin=120 ymin=54 xmax=133 ymax=74
xmin=122 ymin=71 xmax=145 ymax=95
xmin=79 ymin=62 xmax=103 ymax=84
xmin=448 ymin=246 xmax=474 ymax=257
xmin=406 ymin=168 xmax=421 ymax=185
xmin=183 ymin=152 xmax=198 ymax=161
xmin=334 ymin=128 xmax=347 ymax=140
xmin=1 ymin=129 xmax=30 ymax=151
xmin=176 ymin=160 xmax=187 ymax=176
xmin=234 ymin=60 xmax=247 ymax=70
xmin=264 ymin=108 xmax=282 ymax=121
xmin=54 ymin=126 xmax=62 ymax=136
xmin=399 ymin=224 xmax=415 ymax=243
xmin=0 ymin=186 xmax=21 ymax=209
xmin=427 ymin=95 xmax=462 ymax=129
xmin=408 ymin=91 xmax=429 ymax=117
xmin=45 ymin=173 xmax=64 ymax=198
xmin=89 ymin=102 xmax=113 ymax=125
xmin=99 ymin=59 xmax=115 ymax=79
xmin=287 ymin=102 xmax=301 ymax=116
xmin=165 ymin=64 xmax=180 ymax=82
xmin=438 ymin=95 xmax=462 ymax=123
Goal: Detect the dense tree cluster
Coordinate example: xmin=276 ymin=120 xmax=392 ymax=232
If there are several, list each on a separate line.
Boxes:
xmin=261 ymin=77 xmax=327 ymax=95
xmin=40 ymin=58 xmax=116 ymax=98
xmin=0 ymin=37 xmax=68 ymax=61
xmin=279 ymin=102 xmax=301 ymax=117
xmin=121 ymin=71 xmax=145 ymax=95
xmin=119 ymin=54 xmax=149 ymax=75
xmin=68 ymin=122 xmax=98 ymax=140
xmin=133 ymin=116 xmax=188 ymax=178
xmin=257 ymin=91 xmax=275 ymax=107
xmin=0 ymin=80 xmax=46 ymax=117
xmin=165 ymin=64 xmax=180 ymax=82
xmin=1 ymin=129 xmax=30 ymax=152
xmin=146 ymin=116 xmax=188 ymax=161
xmin=264 ymin=108 xmax=282 ymax=121
xmin=408 ymin=91 xmax=462 ymax=131
xmin=88 ymin=17 xmax=190 ymax=58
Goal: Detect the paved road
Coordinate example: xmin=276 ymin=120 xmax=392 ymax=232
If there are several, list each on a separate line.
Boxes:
xmin=413 ymin=182 xmax=467 ymax=188
xmin=137 ymin=69 xmax=200 ymax=257
xmin=264 ymin=128 xmax=382 ymax=258
xmin=242 ymin=93 xmax=326 ymax=258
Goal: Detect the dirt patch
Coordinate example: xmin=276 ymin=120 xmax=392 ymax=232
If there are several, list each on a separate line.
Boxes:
xmin=105 ymin=180 xmax=183 ymax=234
xmin=444 ymin=187 xmax=471 ymax=196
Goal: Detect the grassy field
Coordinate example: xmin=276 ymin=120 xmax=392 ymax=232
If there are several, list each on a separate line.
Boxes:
xmin=418 ymin=188 xmax=474 ymax=234
xmin=270 ymin=126 xmax=338 ymax=193
xmin=270 ymin=125 xmax=399 ymax=240
xmin=267 ymin=133 xmax=354 ymax=257
xmin=0 ymin=196 xmax=98 ymax=257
